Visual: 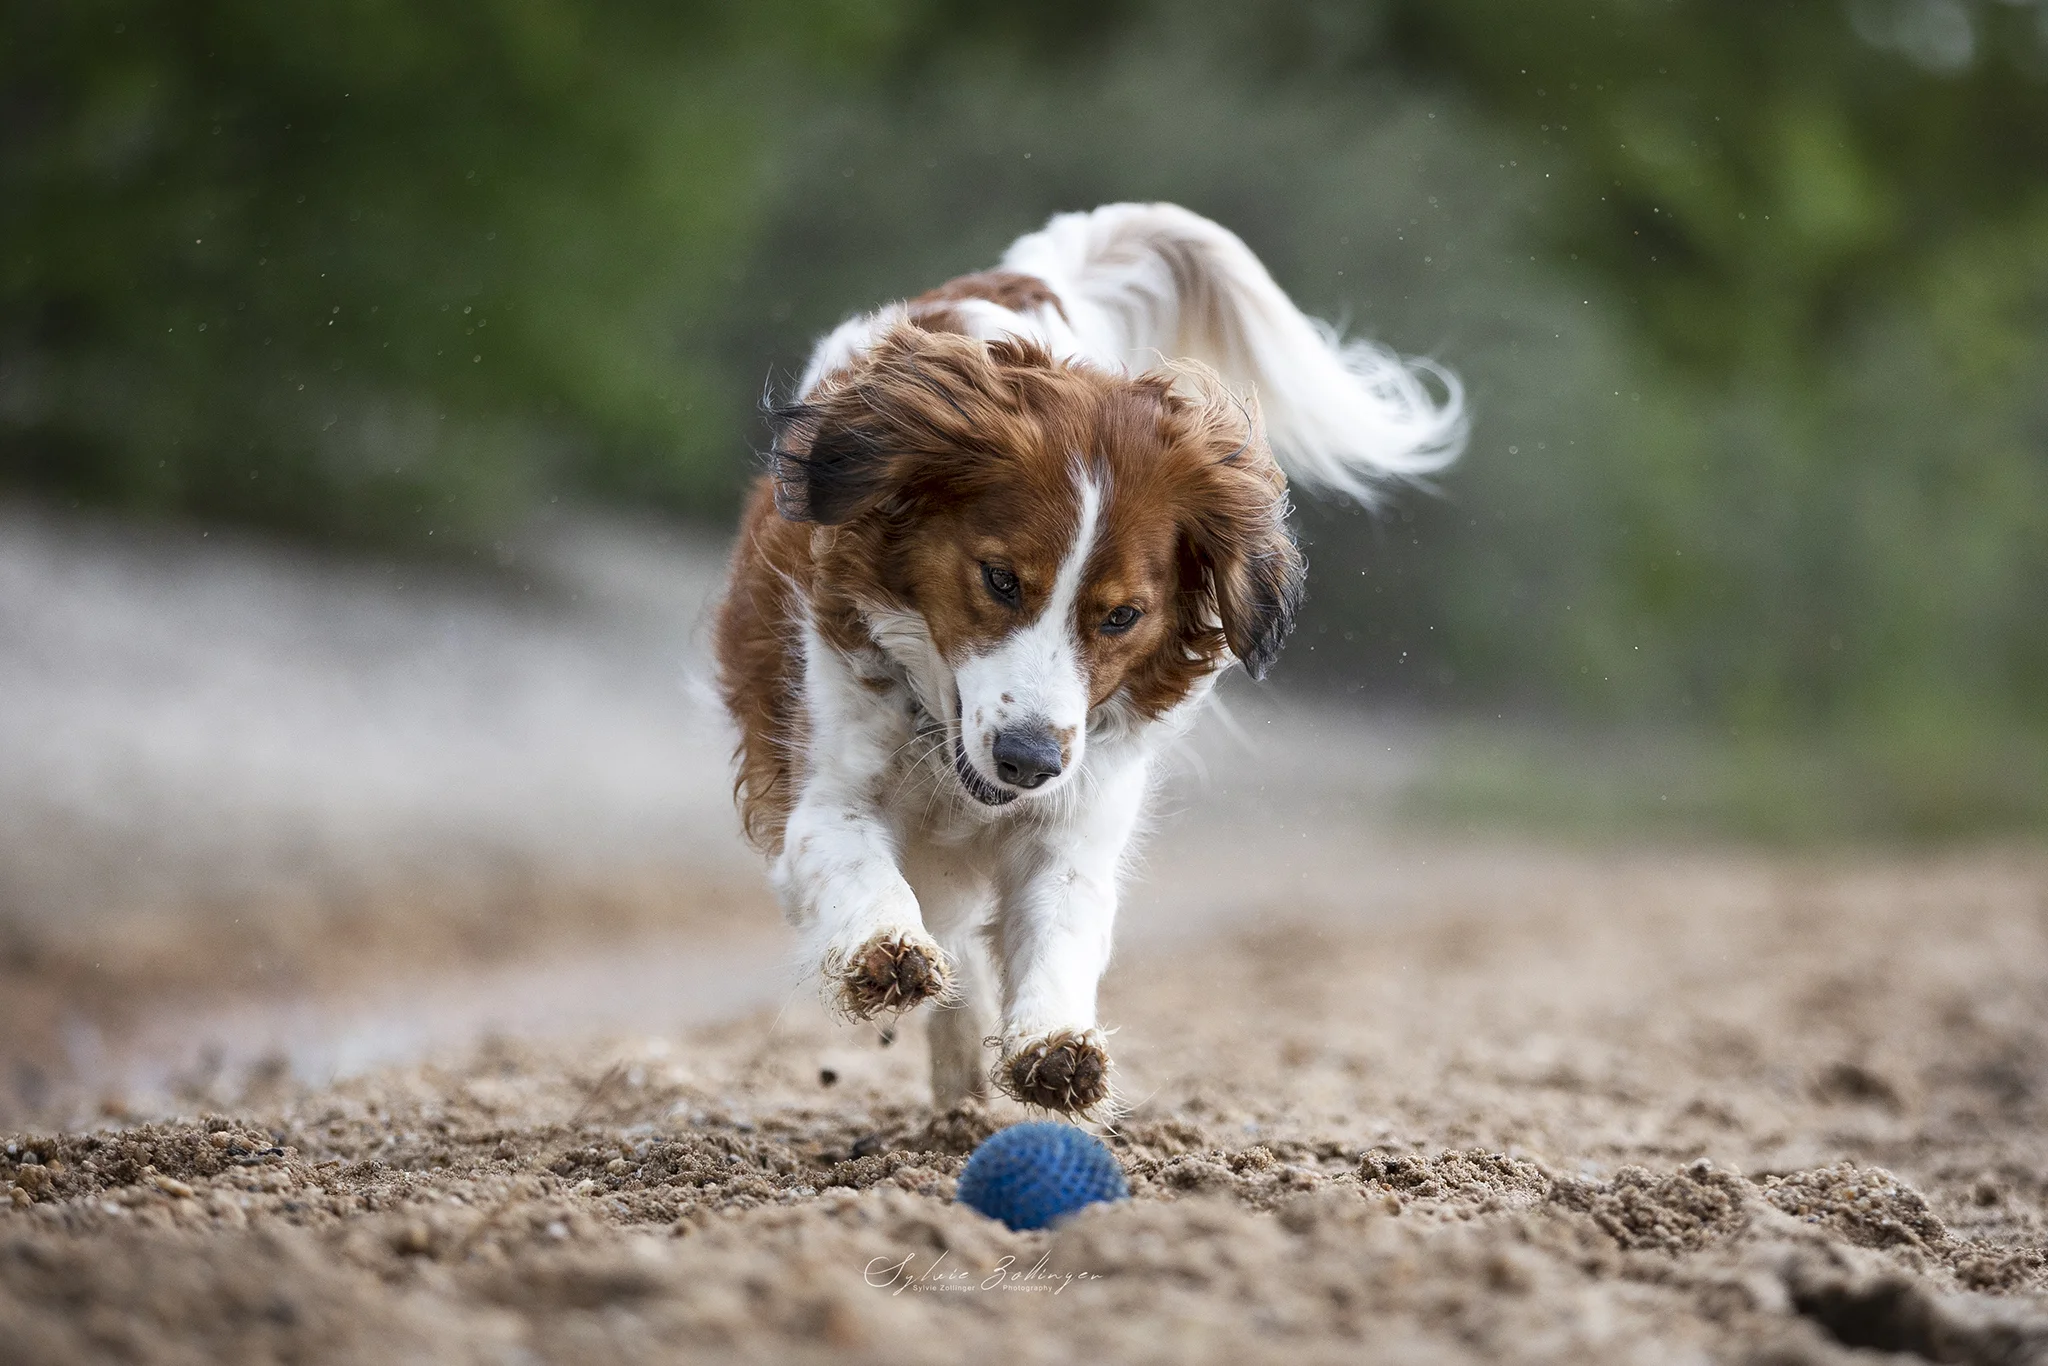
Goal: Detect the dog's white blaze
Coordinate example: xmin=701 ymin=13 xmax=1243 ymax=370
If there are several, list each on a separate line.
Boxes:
xmin=953 ymin=469 xmax=1102 ymax=795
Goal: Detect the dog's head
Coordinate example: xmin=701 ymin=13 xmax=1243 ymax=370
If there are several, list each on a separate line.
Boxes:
xmin=769 ymin=325 xmax=1304 ymax=808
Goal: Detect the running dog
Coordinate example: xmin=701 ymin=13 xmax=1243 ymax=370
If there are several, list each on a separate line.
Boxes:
xmin=715 ymin=202 xmax=1463 ymax=1114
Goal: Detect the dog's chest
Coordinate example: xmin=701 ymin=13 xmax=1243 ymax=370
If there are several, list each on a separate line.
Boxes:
xmin=849 ymin=675 xmax=988 ymax=845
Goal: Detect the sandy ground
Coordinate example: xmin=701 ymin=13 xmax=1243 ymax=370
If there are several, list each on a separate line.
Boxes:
xmin=4 ymin=505 xmax=2047 ymax=1363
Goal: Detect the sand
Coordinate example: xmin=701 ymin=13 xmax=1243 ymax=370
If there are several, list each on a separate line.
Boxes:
xmin=5 ymin=843 xmax=2047 ymax=1365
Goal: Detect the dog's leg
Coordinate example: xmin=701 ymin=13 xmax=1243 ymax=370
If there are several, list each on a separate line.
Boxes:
xmin=774 ymin=626 xmax=950 ymax=1021
xmin=900 ymin=842 xmax=995 ymax=1107
xmin=926 ymin=929 xmax=996 ymax=1107
xmin=988 ymin=760 xmax=1148 ymax=1115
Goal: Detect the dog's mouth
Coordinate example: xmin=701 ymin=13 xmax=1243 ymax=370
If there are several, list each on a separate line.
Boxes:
xmin=950 ymin=699 xmax=1016 ymax=808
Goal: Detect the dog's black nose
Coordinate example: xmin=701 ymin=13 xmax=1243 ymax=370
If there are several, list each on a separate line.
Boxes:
xmin=992 ymin=726 xmax=1064 ymax=790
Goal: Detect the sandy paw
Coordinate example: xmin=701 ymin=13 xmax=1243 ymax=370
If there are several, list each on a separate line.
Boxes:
xmin=832 ymin=933 xmax=953 ymax=1020
xmin=998 ymin=1030 xmax=1111 ymax=1114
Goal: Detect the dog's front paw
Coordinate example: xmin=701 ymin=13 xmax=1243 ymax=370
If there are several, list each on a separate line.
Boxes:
xmin=997 ymin=1030 xmax=1111 ymax=1114
xmin=829 ymin=932 xmax=954 ymax=1020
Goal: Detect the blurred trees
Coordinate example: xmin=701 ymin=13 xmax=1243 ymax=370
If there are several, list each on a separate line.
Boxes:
xmin=1358 ymin=0 xmax=2048 ymax=740
xmin=4 ymin=0 xmax=2045 ymax=782
xmin=1 ymin=0 xmax=928 ymax=540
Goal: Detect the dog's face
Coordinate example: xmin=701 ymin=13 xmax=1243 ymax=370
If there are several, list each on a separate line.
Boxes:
xmin=772 ymin=326 xmax=1304 ymax=808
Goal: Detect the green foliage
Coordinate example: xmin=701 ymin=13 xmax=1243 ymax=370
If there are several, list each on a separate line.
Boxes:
xmin=1385 ymin=0 xmax=2048 ymax=376
xmin=1405 ymin=716 xmax=2048 ymax=845
xmin=1325 ymin=0 xmax=2048 ymax=738
xmin=0 ymin=0 xmax=911 ymax=542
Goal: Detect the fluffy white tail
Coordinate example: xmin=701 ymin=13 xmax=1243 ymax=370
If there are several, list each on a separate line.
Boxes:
xmin=1002 ymin=202 xmax=1467 ymax=499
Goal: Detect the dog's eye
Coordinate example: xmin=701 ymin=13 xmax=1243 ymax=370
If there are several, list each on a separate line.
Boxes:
xmin=1101 ymin=605 xmax=1142 ymax=634
xmin=982 ymin=563 xmax=1020 ymax=606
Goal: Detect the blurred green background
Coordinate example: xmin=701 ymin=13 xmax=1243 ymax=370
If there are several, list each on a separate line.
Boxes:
xmin=5 ymin=0 xmax=2046 ymax=838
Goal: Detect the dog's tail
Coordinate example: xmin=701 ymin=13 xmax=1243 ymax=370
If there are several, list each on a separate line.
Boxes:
xmin=1001 ymin=202 xmax=1467 ymax=499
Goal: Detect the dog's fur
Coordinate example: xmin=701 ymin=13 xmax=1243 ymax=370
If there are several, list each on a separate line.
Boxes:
xmin=715 ymin=203 xmax=1463 ymax=1114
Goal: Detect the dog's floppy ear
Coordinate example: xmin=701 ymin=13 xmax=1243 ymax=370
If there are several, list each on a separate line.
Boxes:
xmin=1211 ymin=514 xmax=1306 ymax=679
xmin=764 ymin=393 xmax=890 ymax=525
xmin=1174 ymin=391 xmax=1307 ymax=681
xmin=766 ymin=324 xmax=1004 ymax=526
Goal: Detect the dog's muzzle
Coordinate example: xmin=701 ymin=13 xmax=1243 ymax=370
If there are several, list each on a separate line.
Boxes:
xmin=951 ymin=699 xmax=1017 ymax=807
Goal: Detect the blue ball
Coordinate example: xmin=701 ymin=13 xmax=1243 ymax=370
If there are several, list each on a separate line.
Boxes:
xmin=954 ymin=1122 xmax=1129 ymax=1231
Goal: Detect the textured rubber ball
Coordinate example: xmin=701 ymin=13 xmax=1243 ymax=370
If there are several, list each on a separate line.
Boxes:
xmin=954 ymin=1122 xmax=1129 ymax=1231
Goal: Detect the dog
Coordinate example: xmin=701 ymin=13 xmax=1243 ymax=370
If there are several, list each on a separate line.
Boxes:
xmin=715 ymin=202 xmax=1463 ymax=1115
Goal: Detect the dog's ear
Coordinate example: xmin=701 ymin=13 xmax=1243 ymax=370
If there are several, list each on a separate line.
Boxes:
xmin=1212 ymin=515 xmax=1306 ymax=680
xmin=767 ymin=325 xmax=1009 ymax=525
xmin=1174 ymin=392 xmax=1307 ymax=681
xmin=764 ymin=392 xmax=890 ymax=525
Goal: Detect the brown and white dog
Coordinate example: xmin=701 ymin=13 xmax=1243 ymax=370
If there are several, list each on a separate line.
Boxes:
xmin=715 ymin=203 xmax=1463 ymax=1115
